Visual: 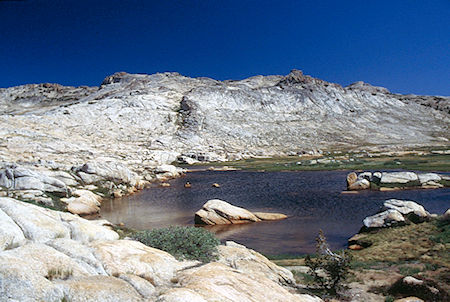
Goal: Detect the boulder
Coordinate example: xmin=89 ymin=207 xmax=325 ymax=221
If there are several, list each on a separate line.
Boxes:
xmin=388 ymin=276 xmax=449 ymax=302
xmin=0 ymin=166 xmax=68 ymax=195
xmin=380 ymin=172 xmax=419 ymax=186
xmin=174 ymin=262 xmax=322 ymax=302
xmin=383 ymin=199 xmax=430 ymax=222
xmin=372 ymin=171 xmax=382 ymax=184
xmin=358 ymin=172 xmax=372 ymax=181
xmin=195 ymin=199 xmax=288 ymax=225
xmin=42 ymin=170 xmax=80 ymax=187
xmin=363 ymin=209 xmax=405 ymax=229
xmin=195 ymin=199 xmax=260 ymax=225
xmin=348 ymin=178 xmax=370 ymax=190
xmin=63 ymin=189 xmax=102 ymax=215
xmin=74 ymin=161 xmax=139 ymax=186
xmin=417 ymin=173 xmax=441 ymax=185
xmin=346 ymin=172 xmax=357 ymax=187
xmin=91 ymin=239 xmax=182 ymax=287
xmin=218 ymin=241 xmax=295 ymax=285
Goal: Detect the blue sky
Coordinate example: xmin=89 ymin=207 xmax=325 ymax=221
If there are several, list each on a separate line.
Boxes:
xmin=0 ymin=0 xmax=449 ymax=95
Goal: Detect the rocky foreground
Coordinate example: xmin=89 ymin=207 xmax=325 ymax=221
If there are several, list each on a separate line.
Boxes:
xmin=0 ymin=197 xmax=321 ymax=302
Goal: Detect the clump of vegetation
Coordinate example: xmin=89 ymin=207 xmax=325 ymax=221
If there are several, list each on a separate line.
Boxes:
xmin=132 ymin=226 xmax=220 ymax=263
xmin=46 ymin=267 xmax=73 ymax=280
xmin=429 ymin=217 xmax=450 ymax=244
xmin=304 ymin=230 xmax=353 ymax=295
xmin=384 ymin=295 xmax=395 ymax=302
xmin=187 ymin=151 xmax=450 ymax=172
xmin=349 ymin=217 xmax=450 ymax=295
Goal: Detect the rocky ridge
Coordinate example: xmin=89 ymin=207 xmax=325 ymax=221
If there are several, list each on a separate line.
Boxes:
xmin=0 ymin=70 xmax=449 ymax=173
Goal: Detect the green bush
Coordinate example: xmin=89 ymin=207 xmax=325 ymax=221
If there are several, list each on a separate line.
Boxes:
xmin=132 ymin=226 xmax=220 ymax=263
xmin=385 ymin=295 xmax=395 ymax=302
xmin=305 ymin=230 xmax=352 ymax=295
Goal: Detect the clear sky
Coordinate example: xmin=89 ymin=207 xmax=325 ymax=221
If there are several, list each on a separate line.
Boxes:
xmin=0 ymin=0 xmax=449 ymax=95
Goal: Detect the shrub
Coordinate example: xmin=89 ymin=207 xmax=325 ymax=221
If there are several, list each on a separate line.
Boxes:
xmin=132 ymin=226 xmax=220 ymax=263
xmin=385 ymin=295 xmax=395 ymax=302
xmin=304 ymin=230 xmax=352 ymax=295
xmin=46 ymin=267 xmax=73 ymax=280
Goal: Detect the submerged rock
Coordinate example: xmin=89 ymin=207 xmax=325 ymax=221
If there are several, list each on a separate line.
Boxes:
xmin=194 ymin=199 xmax=287 ymax=225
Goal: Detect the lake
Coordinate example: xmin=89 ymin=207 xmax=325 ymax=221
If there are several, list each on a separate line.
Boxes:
xmin=100 ymin=170 xmax=450 ymax=255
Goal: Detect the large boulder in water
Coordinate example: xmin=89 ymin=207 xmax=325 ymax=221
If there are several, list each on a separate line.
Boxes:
xmin=195 ymin=199 xmax=287 ymax=225
xmin=195 ymin=199 xmax=260 ymax=225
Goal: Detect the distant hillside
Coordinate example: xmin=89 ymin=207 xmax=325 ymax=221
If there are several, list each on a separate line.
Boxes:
xmin=0 ymin=70 xmax=448 ymax=170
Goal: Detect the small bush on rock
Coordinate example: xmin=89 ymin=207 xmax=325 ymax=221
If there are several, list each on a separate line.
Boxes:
xmin=132 ymin=226 xmax=220 ymax=263
xmin=305 ymin=230 xmax=352 ymax=295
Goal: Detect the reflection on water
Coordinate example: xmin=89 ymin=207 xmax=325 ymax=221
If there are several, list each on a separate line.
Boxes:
xmin=100 ymin=170 xmax=450 ymax=255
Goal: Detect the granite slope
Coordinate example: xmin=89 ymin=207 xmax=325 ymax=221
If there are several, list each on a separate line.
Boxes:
xmin=0 ymin=70 xmax=448 ymax=174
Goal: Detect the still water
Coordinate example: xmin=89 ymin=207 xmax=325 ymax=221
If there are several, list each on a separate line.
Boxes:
xmin=100 ymin=170 xmax=449 ymax=255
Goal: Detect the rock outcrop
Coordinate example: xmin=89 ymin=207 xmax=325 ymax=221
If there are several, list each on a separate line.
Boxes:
xmin=195 ymin=199 xmax=288 ymax=225
xmin=0 ymin=197 xmax=321 ymax=301
xmin=360 ymin=199 xmax=430 ymax=231
xmin=363 ymin=209 xmax=406 ymax=229
xmin=0 ymin=162 xmax=154 ymax=215
xmin=0 ymin=165 xmax=68 ymax=195
xmin=347 ymin=171 xmax=449 ymax=191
